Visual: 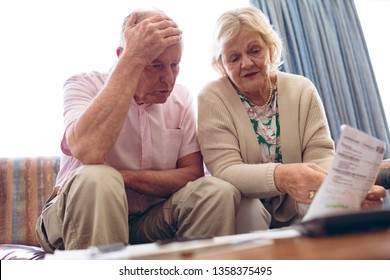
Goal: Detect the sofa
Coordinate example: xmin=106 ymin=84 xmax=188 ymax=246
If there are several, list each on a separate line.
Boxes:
xmin=0 ymin=156 xmax=60 ymax=259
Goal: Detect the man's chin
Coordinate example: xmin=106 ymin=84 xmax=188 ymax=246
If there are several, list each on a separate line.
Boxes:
xmin=149 ymin=96 xmax=170 ymax=104
xmin=140 ymin=92 xmax=171 ymax=104
xmin=156 ymin=93 xmax=171 ymax=103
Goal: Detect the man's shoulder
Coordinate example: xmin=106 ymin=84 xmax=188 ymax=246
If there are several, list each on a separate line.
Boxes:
xmin=64 ymin=71 xmax=108 ymax=88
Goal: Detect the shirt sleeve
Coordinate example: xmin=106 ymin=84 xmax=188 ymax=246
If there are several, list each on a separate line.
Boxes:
xmin=60 ymin=72 xmax=106 ymax=155
xmin=62 ymin=72 xmax=105 ymax=130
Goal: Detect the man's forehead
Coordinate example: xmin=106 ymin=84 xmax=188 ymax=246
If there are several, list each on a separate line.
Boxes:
xmin=152 ymin=43 xmax=182 ymax=62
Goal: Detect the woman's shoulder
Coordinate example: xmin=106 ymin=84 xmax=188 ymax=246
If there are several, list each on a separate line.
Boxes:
xmin=198 ymin=76 xmax=234 ymax=98
xmin=277 ymin=71 xmax=317 ymax=97
xmin=277 ymin=71 xmax=313 ymax=86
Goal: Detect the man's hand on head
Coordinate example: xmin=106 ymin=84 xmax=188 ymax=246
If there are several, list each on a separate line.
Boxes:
xmin=121 ymin=13 xmax=182 ymax=66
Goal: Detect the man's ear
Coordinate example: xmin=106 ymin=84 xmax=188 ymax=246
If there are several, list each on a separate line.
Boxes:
xmin=116 ymin=47 xmax=123 ymax=58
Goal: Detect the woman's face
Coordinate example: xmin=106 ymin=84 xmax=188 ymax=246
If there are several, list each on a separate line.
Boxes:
xmin=220 ymin=26 xmax=270 ymax=96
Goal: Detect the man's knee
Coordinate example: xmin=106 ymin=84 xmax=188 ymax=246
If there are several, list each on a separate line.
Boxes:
xmin=168 ymin=176 xmax=240 ymax=237
xmin=200 ymin=176 xmax=241 ymax=203
xmin=236 ymin=198 xmax=271 ymax=233
xmin=180 ymin=176 xmax=241 ymax=211
xmin=68 ymin=165 xmax=125 ymax=196
xmin=74 ymin=165 xmax=123 ymax=184
xmin=172 ymin=176 xmax=240 ymax=206
xmin=39 ymin=165 xmax=129 ymax=250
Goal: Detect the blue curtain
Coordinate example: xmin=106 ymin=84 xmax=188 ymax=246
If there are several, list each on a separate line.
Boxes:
xmin=250 ymin=0 xmax=390 ymax=157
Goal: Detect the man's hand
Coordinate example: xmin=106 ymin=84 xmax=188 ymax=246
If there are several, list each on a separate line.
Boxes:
xmin=121 ymin=13 xmax=182 ymax=66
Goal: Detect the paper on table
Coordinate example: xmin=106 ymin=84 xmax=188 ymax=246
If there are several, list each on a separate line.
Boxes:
xmin=43 ymin=228 xmax=301 ymax=260
xmin=302 ymin=124 xmax=385 ymax=221
xmin=44 ymin=235 xmax=272 ymax=260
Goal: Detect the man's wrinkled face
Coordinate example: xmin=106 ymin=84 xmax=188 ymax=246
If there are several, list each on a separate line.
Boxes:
xmin=134 ymin=43 xmax=182 ymax=104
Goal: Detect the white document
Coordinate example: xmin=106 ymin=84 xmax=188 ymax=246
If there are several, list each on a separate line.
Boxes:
xmin=303 ymin=124 xmax=385 ymax=221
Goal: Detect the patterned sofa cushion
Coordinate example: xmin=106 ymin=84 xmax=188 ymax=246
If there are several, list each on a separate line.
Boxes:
xmin=0 ymin=244 xmax=45 ymax=260
xmin=0 ymin=157 xmax=60 ymax=246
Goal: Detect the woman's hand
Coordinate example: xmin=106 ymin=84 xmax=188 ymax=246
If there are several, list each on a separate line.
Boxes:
xmin=361 ymin=185 xmax=387 ymax=209
xmin=274 ymin=163 xmax=328 ymax=204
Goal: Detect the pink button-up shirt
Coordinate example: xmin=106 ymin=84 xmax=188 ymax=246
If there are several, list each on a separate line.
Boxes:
xmin=57 ymin=71 xmax=200 ymax=214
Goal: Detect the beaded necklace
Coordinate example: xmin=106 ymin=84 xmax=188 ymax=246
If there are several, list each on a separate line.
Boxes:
xmin=262 ymin=75 xmax=273 ymax=106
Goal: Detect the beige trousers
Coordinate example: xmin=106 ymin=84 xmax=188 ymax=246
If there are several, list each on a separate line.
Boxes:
xmin=35 ymin=165 xmax=241 ymax=252
xmin=235 ymin=197 xmax=271 ymax=234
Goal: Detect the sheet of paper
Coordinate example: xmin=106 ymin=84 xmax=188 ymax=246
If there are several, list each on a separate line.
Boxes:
xmin=303 ymin=124 xmax=385 ymax=221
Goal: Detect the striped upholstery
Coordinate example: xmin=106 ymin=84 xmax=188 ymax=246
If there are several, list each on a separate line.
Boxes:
xmin=0 ymin=157 xmax=60 ymax=246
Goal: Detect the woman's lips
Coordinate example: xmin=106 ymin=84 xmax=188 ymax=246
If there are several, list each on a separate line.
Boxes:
xmin=243 ymin=72 xmax=258 ymax=78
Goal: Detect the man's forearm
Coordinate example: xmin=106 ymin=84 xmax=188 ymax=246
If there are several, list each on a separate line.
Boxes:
xmin=120 ymin=166 xmax=204 ymax=198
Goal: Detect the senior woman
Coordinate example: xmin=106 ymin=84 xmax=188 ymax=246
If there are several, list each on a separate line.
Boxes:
xmin=197 ymin=6 xmax=386 ymax=232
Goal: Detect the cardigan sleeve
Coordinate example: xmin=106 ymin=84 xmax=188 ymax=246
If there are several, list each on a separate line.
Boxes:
xmin=278 ymin=72 xmax=335 ymax=171
xmin=297 ymin=79 xmax=335 ymax=170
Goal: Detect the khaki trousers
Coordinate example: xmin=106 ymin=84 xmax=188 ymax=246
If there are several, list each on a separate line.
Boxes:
xmin=36 ymin=165 xmax=241 ymax=252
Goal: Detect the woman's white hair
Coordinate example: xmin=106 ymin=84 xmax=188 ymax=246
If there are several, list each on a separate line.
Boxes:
xmin=211 ymin=6 xmax=284 ymax=75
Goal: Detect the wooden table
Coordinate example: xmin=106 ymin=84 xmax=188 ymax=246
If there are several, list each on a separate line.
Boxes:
xmin=187 ymin=229 xmax=390 ymax=260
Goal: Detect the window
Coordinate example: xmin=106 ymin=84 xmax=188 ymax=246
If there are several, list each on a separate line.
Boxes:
xmin=0 ymin=0 xmax=248 ymax=157
xmin=354 ymin=0 xmax=390 ymax=123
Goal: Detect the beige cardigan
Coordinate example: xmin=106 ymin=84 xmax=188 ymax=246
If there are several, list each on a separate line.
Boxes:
xmin=197 ymin=71 xmax=335 ymax=225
